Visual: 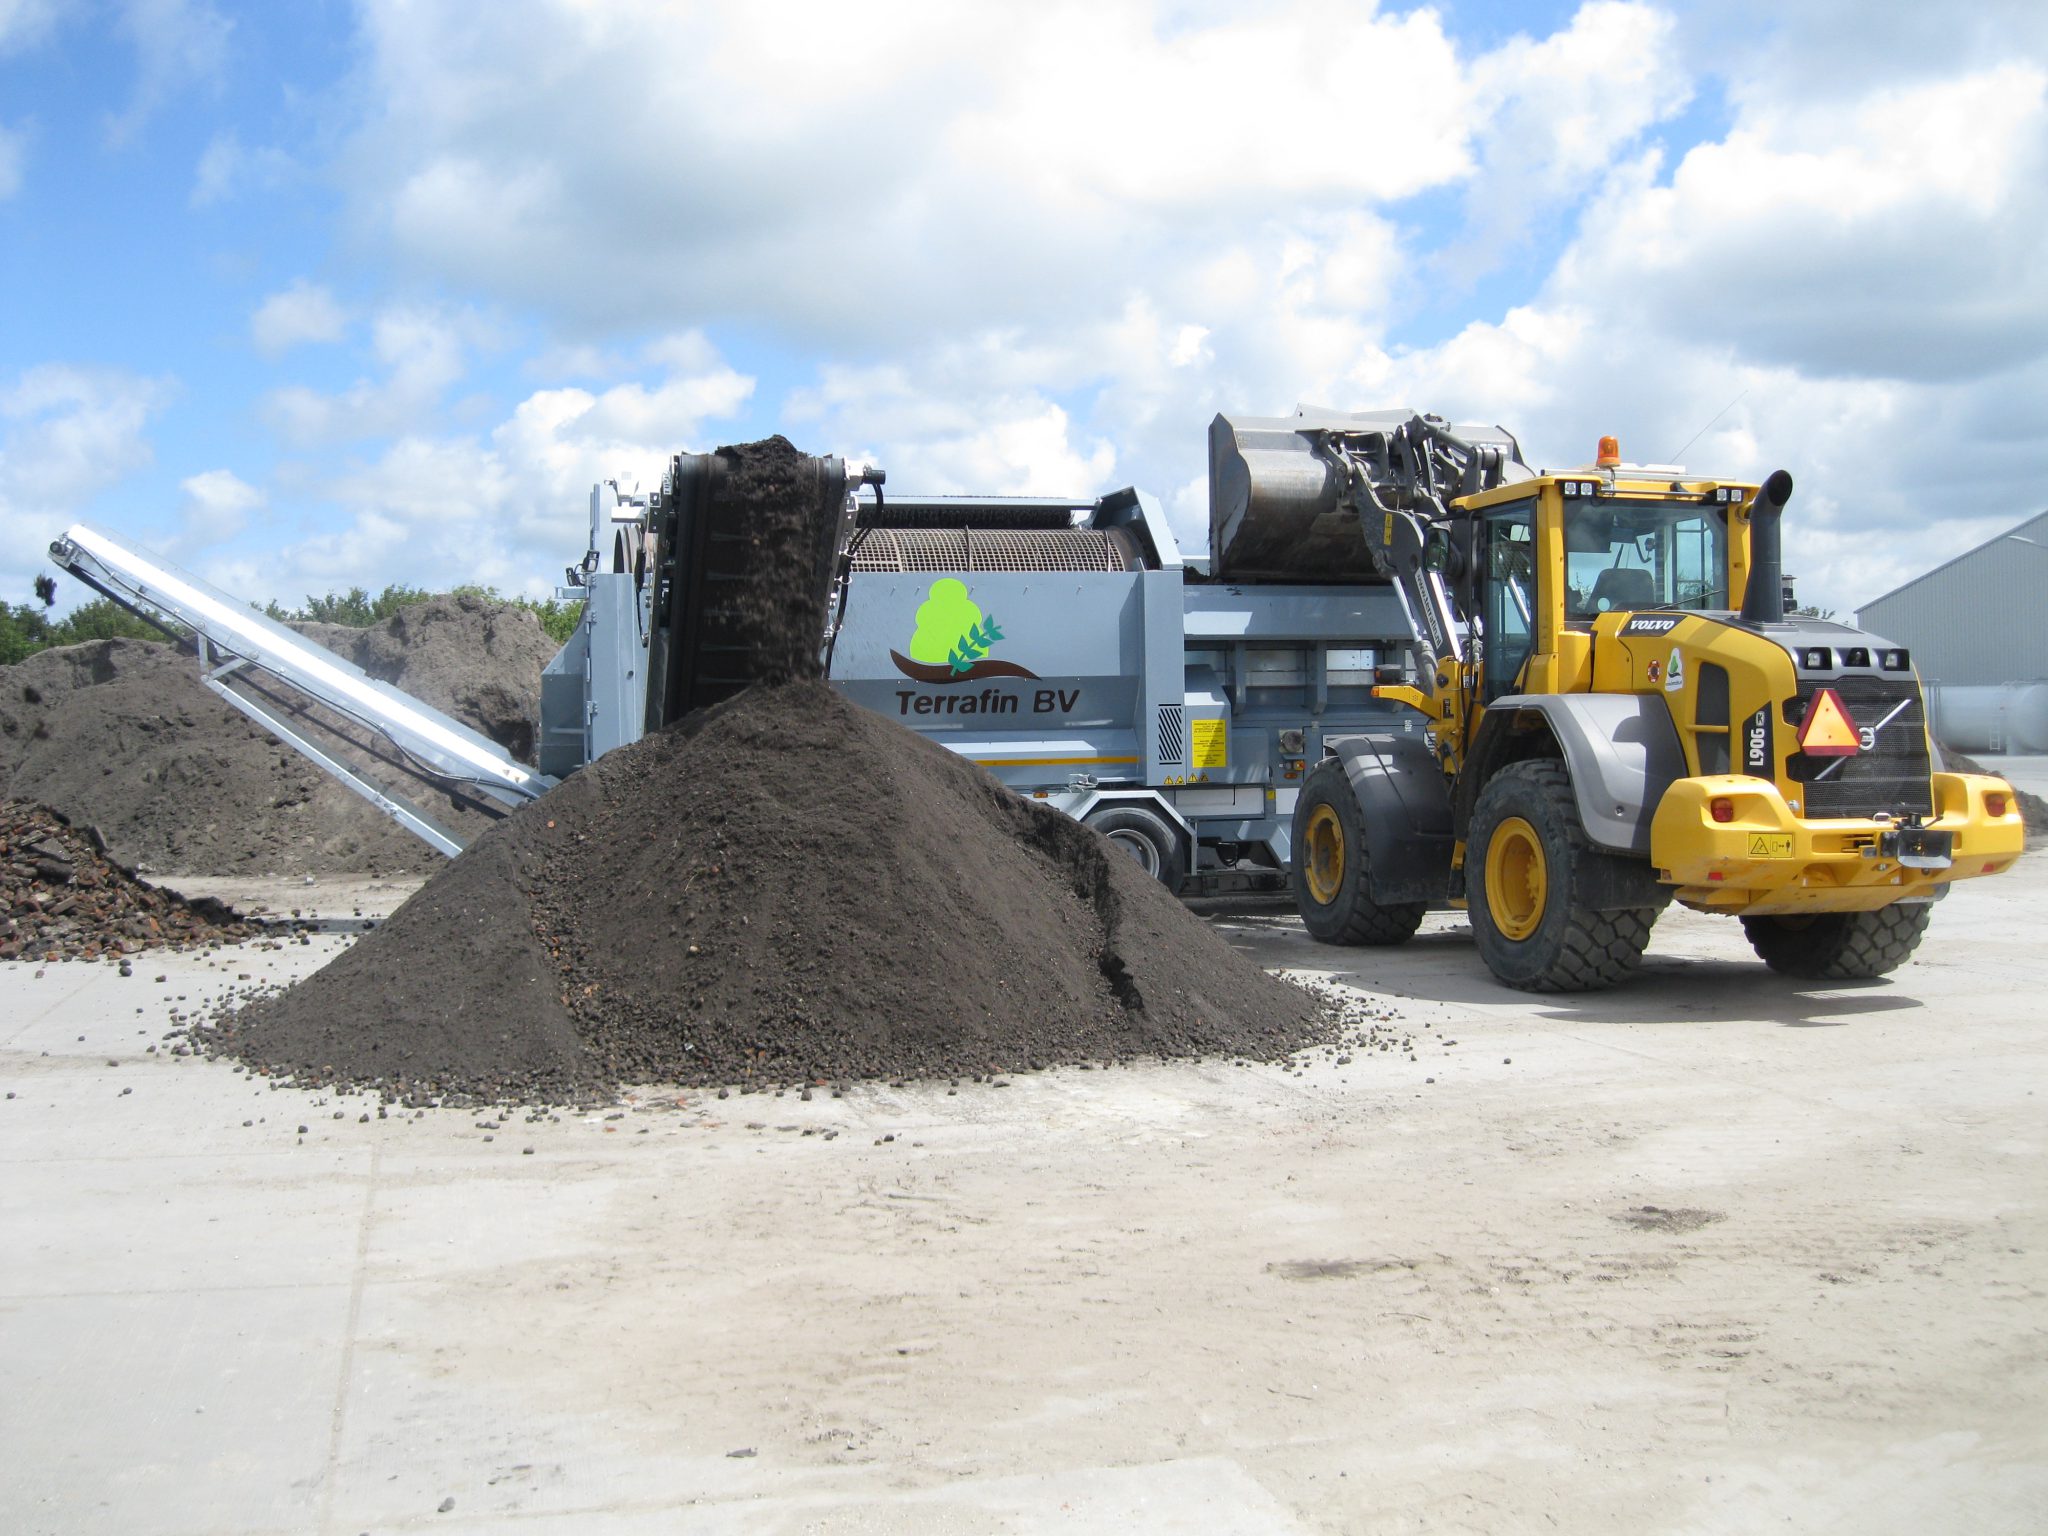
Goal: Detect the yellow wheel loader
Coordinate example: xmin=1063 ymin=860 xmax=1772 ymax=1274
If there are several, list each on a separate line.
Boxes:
xmin=1225 ymin=410 xmax=2026 ymax=991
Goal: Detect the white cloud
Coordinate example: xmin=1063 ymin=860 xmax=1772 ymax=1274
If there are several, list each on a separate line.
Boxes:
xmin=105 ymin=0 xmax=232 ymax=148
xmin=192 ymin=131 xmax=294 ymax=207
xmin=0 ymin=364 xmax=172 ymax=597
xmin=219 ymin=347 xmax=755 ymax=603
xmin=318 ymin=1 xmax=1705 ymax=571
xmin=261 ymin=304 xmax=488 ymax=446
xmin=174 ymin=467 xmax=262 ymax=551
xmin=340 ymin=0 xmax=1498 ymax=344
xmin=1449 ymin=0 xmax=1690 ymax=272
xmin=251 ymin=280 xmax=347 ymax=356
xmin=1556 ymin=65 xmax=2048 ymax=381
xmin=187 ymin=2 xmax=2048 ymax=622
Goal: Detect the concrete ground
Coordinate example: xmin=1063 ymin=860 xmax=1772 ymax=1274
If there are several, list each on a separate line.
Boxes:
xmin=4 ymin=860 xmax=2045 ymax=1535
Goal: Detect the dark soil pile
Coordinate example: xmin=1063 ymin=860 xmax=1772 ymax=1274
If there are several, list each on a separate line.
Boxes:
xmin=206 ymin=434 xmax=1330 ymax=1102
xmin=210 ymin=681 xmax=1331 ymax=1103
xmin=2 ymin=798 xmax=259 ymax=961
xmin=296 ymin=593 xmax=553 ymax=764
xmin=0 ymin=595 xmax=557 ymax=875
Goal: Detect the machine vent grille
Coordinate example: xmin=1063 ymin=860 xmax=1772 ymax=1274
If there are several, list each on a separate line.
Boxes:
xmin=850 ymin=527 xmax=1135 ymax=574
xmin=1787 ymin=674 xmax=1932 ymax=820
xmin=1156 ymin=705 xmax=1185 ymax=765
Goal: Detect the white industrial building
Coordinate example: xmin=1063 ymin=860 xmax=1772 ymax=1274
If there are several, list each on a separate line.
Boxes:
xmin=1858 ymin=509 xmax=2048 ymax=753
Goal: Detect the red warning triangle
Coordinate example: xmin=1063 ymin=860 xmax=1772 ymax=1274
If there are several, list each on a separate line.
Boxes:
xmin=1797 ymin=687 xmax=1860 ymax=757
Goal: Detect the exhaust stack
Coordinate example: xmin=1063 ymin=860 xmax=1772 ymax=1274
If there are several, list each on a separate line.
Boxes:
xmin=1740 ymin=469 xmax=1794 ymax=624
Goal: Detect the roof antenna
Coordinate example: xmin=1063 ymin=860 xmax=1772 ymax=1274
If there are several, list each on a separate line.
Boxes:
xmin=1667 ymin=387 xmax=1749 ymax=464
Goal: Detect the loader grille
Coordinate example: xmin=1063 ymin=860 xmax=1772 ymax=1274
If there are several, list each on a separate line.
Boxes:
xmin=850 ymin=527 xmax=1137 ymax=573
xmin=1786 ymin=674 xmax=1932 ymax=821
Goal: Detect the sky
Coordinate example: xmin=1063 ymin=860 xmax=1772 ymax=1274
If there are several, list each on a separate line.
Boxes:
xmin=3 ymin=0 xmax=2047 ymax=622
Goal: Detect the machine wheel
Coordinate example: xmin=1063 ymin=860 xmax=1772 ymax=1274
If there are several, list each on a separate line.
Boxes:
xmin=1740 ymin=903 xmax=1933 ymax=980
xmin=1085 ymin=805 xmax=1187 ymax=891
xmin=1468 ymin=760 xmax=1659 ymax=992
xmin=1290 ymin=760 xmax=1427 ymax=946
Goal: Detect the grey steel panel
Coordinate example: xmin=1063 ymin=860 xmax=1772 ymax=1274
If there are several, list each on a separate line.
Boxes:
xmin=1485 ymin=693 xmax=1688 ymax=855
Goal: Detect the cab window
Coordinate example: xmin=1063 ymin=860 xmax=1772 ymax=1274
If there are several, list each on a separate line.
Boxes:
xmin=1562 ymin=500 xmax=1727 ymax=622
xmin=1481 ymin=504 xmax=1536 ymax=703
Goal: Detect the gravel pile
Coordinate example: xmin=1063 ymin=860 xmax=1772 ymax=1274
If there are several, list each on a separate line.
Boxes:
xmin=0 ymin=594 xmax=557 ymax=876
xmin=1 ymin=799 xmax=260 ymax=962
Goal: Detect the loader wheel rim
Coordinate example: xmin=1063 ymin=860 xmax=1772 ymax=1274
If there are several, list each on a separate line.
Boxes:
xmin=1485 ymin=816 xmax=1547 ymax=941
xmin=1303 ymin=803 xmax=1345 ymax=906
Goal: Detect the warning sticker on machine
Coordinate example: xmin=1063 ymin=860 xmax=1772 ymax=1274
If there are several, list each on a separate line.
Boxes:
xmin=1190 ymin=719 xmax=1229 ymax=769
xmin=1747 ymin=834 xmax=1794 ymax=859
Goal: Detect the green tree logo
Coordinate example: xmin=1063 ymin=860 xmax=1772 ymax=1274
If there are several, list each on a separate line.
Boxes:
xmin=908 ymin=578 xmax=1006 ymax=675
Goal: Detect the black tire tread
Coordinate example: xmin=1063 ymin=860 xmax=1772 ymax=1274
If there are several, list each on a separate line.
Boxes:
xmin=1469 ymin=760 xmax=1661 ymax=993
xmin=1324 ymin=891 xmax=1428 ymax=947
xmin=1741 ymin=903 xmax=1932 ymax=979
xmin=1291 ymin=760 xmax=1427 ymax=948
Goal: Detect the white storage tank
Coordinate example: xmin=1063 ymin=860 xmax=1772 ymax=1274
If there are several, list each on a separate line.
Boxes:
xmin=1931 ymin=682 xmax=2048 ymax=754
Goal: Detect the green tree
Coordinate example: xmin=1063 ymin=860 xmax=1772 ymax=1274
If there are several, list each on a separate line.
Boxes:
xmin=47 ymin=598 xmax=169 ymax=646
xmin=0 ymin=601 xmax=54 ymax=666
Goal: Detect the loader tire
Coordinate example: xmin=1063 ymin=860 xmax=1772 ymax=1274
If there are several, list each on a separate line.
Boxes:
xmin=1468 ymin=760 xmax=1660 ymax=992
xmin=1290 ymin=760 xmax=1427 ymax=946
xmin=1740 ymin=903 xmax=1933 ymax=980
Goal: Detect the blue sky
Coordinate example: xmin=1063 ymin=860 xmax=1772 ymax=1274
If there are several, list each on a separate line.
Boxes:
xmin=4 ymin=0 xmax=2046 ymax=619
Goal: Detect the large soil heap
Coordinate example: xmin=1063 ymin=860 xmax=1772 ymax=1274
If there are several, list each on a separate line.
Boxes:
xmin=212 ymin=435 xmax=1330 ymax=1102
xmin=0 ymin=594 xmax=556 ymax=875
xmin=213 ymin=681 xmax=1328 ymax=1101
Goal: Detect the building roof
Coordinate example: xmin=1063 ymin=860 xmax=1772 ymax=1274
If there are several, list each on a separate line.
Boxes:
xmin=1857 ymin=506 xmax=2048 ymax=618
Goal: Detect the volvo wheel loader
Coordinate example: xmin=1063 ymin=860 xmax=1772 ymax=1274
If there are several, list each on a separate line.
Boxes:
xmin=1224 ymin=409 xmax=2027 ymax=991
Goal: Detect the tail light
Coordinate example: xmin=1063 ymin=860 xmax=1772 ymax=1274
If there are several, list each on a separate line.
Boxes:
xmin=1710 ymin=797 xmax=1735 ymax=823
xmin=1985 ymin=791 xmax=2010 ymax=818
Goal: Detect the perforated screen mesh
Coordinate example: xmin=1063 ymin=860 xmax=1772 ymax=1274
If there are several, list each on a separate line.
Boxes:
xmin=850 ymin=528 xmax=1135 ymax=573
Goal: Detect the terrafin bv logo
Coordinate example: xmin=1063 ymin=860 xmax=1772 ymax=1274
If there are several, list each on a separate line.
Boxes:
xmin=889 ymin=578 xmax=1040 ymax=684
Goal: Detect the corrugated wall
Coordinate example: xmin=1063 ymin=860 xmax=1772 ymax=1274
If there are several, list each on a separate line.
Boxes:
xmin=1855 ymin=509 xmax=2048 ymax=687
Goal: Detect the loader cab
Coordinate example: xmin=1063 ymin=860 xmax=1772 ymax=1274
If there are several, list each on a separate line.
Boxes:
xmin=1456 ymin=470 xmax=1750 ymax=703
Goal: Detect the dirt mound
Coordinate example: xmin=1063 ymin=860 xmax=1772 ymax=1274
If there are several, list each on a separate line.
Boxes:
xmin=297 ymin=592 xmax=553 ymax=764
xmin=2 ymin=798 xmax=260 ymax=961
xmin=0 ymin=596 xmax=557 ymax=875
xmin=201 ymin=434 xmax=1329 ymax=1102
xmin=209 ymin=682 xmax=1330 ymax=1103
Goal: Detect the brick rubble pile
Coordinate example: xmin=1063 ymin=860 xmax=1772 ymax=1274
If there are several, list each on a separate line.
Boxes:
xmin=1 ymin=799 xmax=260 ymax=962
